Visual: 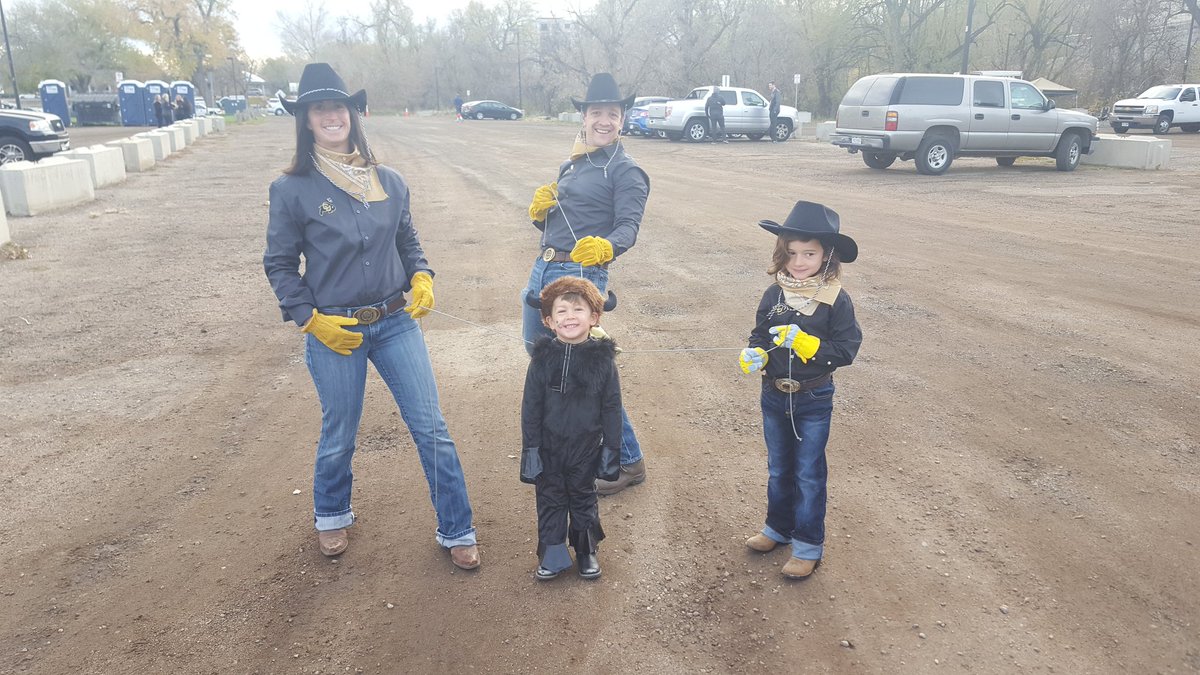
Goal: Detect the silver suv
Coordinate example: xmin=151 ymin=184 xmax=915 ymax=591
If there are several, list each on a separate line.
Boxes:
xmin=830 ymin=73 xmax=1100 ymax=175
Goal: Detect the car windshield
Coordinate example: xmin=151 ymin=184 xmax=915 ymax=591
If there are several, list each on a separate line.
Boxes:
xmin=1137 ymin=86 xmax=1181 ymax=100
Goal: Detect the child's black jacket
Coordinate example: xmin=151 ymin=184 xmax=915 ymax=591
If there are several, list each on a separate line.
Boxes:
xmin=522 ymin=337 xmax=622 ymax=454
xmin=749 ymin=286 xmax=862 ymax=380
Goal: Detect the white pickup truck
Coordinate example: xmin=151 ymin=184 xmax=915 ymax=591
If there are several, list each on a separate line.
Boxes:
xmin=1109 ymin=84 xmax=1200 ymax=134
xmin=646 ymin=86 xmax=801 ymax=142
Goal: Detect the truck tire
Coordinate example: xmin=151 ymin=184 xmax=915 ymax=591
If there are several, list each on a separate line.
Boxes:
xmin=1054 ymin=132 xmax=1082 ymax=171
xmin=1109 ymin=122 xmax=1128 ymax=134
xmin=1153 ymin=114 xmax=1171 ymax=135
xmin=996 ymin=157 xmax=1017 ymax=167
xmin=1181 ymin=124 xmax=1200 ymax=133
xmin=914 ymin=134 xmax=954 ymax=175
xmin=862 ymin=152 xmax=896 ymax=169
xmin=0 ymin=136 xmax=33 ymax=165
xmin=685 ymin=119 xmax=709 ymax=142
xmin=771 ymin=120 xmax=792 ymax=142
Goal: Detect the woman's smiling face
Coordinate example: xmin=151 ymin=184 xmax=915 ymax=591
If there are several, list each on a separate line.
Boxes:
xmin=307 ymin=100 xmax=352 ymax=152
xmin=583 ymin=103 xmax=623 ymax=147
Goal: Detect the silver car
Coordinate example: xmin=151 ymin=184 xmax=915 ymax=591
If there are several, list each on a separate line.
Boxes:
xmin=830 ymin=73 xmax=1099 ymax=175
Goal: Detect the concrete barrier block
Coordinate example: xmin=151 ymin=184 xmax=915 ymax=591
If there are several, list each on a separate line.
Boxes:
xmin=105 ymin=138 xmax=155 ymax=172
xmin=60 ymin=145 xmax=126 ymax=189
xmin=174 ymin=121 xmax=197 ymax=145
xmin=211 ymin=116 xmax=226 ymax=132
xmin=163 ymin=127 xmax=185 ymax=152
xmin=194 ymin=117 xmax=211 ymax=136
xmin=0 ymin=191 xmax=9 ymax=242
xmin=0 ymin=157 xmax=95 ymax=217
xmin=557 ymin=112 xmax=582 ymax=123
xmin=134 ymin=131 xmax=172 ymax=161
xmin=815 ymin=121 xmax=836 ymax=142
xmin=1081 ymin=135 xmax=1171 ymax=170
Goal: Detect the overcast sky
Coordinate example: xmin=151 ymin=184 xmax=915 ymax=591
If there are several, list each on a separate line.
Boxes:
xmin=235 ymin=0 xmax=570 ymax=61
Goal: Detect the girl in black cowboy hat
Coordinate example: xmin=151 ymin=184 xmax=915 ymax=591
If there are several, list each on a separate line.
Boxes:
xmin=523 ymin=72 xmax=651 ymax=496
xmin=264 ymin=62 xmax=481 ymax=570
xmin=737 ymin=200 xmax=863 ymax=580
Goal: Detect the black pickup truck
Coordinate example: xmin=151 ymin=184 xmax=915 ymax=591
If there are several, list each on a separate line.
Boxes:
xmin=0 ymin=108 xmax=71 ymax=165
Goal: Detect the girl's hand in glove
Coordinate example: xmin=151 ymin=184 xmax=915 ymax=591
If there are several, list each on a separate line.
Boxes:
xmin=302 ymin=309 xmax=362 ymax=355
xmin=769 ymin=324 xmax=821 ymax=362
xmin=739 ymin=347 xmax=768 ymax=374
xmin=405 ymin=272 xmax=434 ymax=319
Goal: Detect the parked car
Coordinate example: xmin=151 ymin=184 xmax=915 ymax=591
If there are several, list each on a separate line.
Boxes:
xmin=268 ymin=97 xmax=286 ymax=115
xmin=646 ymin=86 xmax=801 ymax=142
xmin=829 ymin=73 xmax=1100 ymax=175
xmin=1108 ymin=84 xmax=1200 ymax=134
xmin=194 ymin=97 xmax=208 ymax=118
xmin=624 ymin=96 xmax=670 ymax=136
xmin=460 ymin=100 xmax=524 ymax=120
xmin=0 ymin=108 xmax=70 ymax=164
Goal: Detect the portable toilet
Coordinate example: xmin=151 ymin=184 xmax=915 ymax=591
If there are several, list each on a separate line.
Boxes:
xmin=38 ymin=79 xmax=70 ymax=127
xmin=145 ymin=79 xmax=170 ymax=124
xmin=170 ymin=81 xmax=196 ymax=118
xmin=117 ymin=79 xmax=147 ymax=126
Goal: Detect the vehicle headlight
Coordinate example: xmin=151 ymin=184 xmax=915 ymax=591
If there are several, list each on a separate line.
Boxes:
xmin=28 ymin=119 xmax=52 ymax=133
xmin=1144 ymin=105 xmax=1158 ymax=115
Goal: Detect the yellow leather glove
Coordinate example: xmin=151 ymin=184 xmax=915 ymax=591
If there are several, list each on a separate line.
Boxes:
xmin=570 ymin=236 xmax=614 ymax=266
xmin=405 ymin=272 xmax=434 ymax=319
xmin=769 ymin=324 xmax=821 ymax=363
xmin=302 ymin=309 xmax=362 ymax=356
xmin=739 ymin=347 xmax=768 ymax=374
xmin=529 ymin=182 xmax=558 ymax=222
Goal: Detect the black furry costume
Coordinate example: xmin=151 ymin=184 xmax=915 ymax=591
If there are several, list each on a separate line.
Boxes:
xmin=521 ymin=336 xmax=622 ymax=570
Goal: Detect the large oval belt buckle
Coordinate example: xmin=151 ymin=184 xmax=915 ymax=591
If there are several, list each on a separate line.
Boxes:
xmin=775 ymin=378 xmax=802 ymax=394
xmin=542 ymin=247 xmax=556 ymax=262
xmin=352 ymin=306 xmax=382 ymax=325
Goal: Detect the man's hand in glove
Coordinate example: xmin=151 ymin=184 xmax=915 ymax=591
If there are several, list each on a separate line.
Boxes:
xmin=405 ymin=272 xmax=434 ymax=319
xmin=302 ymin=309 xmax=362 ymax=356
xmin=769 ymin=324 xmax=821 ymax=362
xmin=739 ymin=347 xmax=768 ymax=374
xmin=569 ymin=236 xmax=614 ymax=266
xmin=528 ymin=182 xmax=558 ymax=223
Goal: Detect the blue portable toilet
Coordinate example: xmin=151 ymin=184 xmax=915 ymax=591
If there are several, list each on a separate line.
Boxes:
xmin=38 ymin=79 xmax=70 ymax=127
xmin=169 ymin=81 xmax=196 ymax=118
xmin=145 ymin=79 xmax=170 ymax=124
xmin=117 ymin=79 xmax=147 ymax=126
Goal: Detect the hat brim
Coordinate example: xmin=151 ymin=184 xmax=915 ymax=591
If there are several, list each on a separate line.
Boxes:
xmin=282 ymin=89 xmax=368 ymax=116
xmin=758 ymin=219 xmax=858 ymax=263
xmin=571 ymin=93 xmax=637 ymax=112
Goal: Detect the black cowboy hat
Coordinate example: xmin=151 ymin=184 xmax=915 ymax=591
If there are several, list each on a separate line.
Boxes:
xmin=280 ymin=63 xmax=367 ymax=115
xmin=571 ymin=73 xmax=636 ymax=112
xmin=758 ymin=201 xmax=858 ymax=263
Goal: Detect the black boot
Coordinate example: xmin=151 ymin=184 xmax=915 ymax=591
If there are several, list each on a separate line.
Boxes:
xmin=574 ymin=529 xmax=601 ymax=580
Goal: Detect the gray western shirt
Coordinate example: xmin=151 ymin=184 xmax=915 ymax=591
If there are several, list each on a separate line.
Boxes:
xmin=264 ymin=166 xmax=432 ymax=326
xmin=536 ymin=143 xmax=650 ymax=257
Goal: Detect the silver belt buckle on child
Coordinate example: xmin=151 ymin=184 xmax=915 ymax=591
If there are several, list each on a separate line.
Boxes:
xmin=774 ymin=378 xmax=803 ymax=394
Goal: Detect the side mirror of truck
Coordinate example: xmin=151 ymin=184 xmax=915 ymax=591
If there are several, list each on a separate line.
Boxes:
xmin=1043 ymin=99 xmax=1056 ymax=111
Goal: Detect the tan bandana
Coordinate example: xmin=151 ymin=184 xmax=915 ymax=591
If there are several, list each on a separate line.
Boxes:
xmin=313 ymin=145 xmax=388 ymax=204
xmin=776 ymin=271 xmax=842 ymax=316
xmin=569 ymin=130 xmax=605 ymax=161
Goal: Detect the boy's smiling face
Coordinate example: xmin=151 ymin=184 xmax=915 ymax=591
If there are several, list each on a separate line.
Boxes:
xmin=545 ymin=296 xmax=598 ymax=344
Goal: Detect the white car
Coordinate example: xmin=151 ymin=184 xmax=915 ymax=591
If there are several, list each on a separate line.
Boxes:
xmin=1109 ymin=84 xmax=1200 ymax=134
xmin=194 ymin=97 xmax=208 ymax=117
xmin=268 ymin=97 xmax=286 ymax=116
xmin=646 ymin=86 xmax=802 ymax=142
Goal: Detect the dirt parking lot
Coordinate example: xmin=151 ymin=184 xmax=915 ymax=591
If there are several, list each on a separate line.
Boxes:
xmin=1 ymin=117 xmax=1197 ymax=674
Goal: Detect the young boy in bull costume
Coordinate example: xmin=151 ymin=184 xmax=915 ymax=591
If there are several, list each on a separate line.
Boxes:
xmin=520 ymin=277 xmax=622 ymax=580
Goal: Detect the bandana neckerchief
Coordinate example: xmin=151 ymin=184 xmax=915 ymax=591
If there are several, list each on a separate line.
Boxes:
xmin=776 ymin=271 xmax=842 ymax=316
xmin=313 ymin=145 xmax=388 ymax=204
xmin=569 ymin=130 xmax=609 ymax=161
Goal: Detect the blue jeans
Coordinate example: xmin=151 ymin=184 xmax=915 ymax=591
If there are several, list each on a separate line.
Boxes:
xmin=304 ymin=309 xmax=476 ymax=548
xmin=759 ymin=379 xmax=835 ymax=560
xmin=521 ymin=258 xmax=643 ymax=465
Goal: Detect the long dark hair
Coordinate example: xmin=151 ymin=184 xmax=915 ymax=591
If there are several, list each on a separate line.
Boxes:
xmin=768 ymin=235 xmax=843 ymax=280
xmin=285 ymin=103 xmax=377 ymax=175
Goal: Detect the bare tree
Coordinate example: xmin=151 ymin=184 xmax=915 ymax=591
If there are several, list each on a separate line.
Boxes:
xmin=275 ymin=0 xmax=333 ymax=61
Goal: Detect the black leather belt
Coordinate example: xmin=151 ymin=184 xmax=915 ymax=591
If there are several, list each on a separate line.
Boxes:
xmin=541 ymin=247 xmax=609 ymax=269
xmin=321 ymin=293 xmax=407 ymax=325
xmin=764 ymin=373 xmax=831 ymax=394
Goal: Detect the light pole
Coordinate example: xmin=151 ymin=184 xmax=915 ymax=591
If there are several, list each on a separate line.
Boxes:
xmin=516 ymin=25 xmax=523 ymax=110
xmin=959 ymin=0 xmax=977 ymax=74
xmin=0 ymin=0 xmax=20 ymax=109
xmin=1004 ymin=33 xmax=1015 ymax=69
xmin=1185 ymin=14 xmax=1197 ymax=81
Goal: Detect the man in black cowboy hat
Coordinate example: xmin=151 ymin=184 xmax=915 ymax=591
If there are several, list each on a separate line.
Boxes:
xmin=523 ymin=72 xmax=651 ymax=496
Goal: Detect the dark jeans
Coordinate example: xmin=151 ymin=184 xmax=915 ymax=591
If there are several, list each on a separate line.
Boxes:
xmin=759 ymin=378 xmax=835 ymax=559
xmin=769 ymin=112 xmax=780 ymax=139
xmin=709 ymin=115 xmax=726 ymax=140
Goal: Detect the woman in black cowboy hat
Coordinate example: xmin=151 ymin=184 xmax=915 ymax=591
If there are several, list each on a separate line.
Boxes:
xmin=523 ymin=74 xmax=651 ymax=492
xmin=264 ymin=62 xmax=481 ymax=570
xmin=737 ymin=200 xmax=862 ymax=580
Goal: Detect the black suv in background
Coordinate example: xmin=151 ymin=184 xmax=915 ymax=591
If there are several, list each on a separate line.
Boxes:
xmin=0 ymin=108 xmax=71 ymax=165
